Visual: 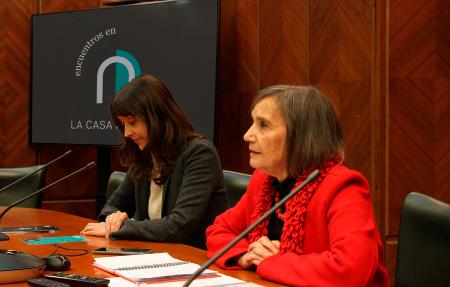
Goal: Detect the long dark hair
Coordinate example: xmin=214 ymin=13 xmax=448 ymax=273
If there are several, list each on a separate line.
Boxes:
xmin=110 ymin=74 xmax=200 ymax=184
xmin=253 ymin=85 xmax=344 ymax=177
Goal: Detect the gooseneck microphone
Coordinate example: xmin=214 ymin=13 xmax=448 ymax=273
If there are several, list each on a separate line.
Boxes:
xmin=0 ymin=162 xmax=96 ymax=222
xmin=0 ymin=150 xmax=72 ymax=196
xmin=182 ymin=169 xmax=320 ymax=287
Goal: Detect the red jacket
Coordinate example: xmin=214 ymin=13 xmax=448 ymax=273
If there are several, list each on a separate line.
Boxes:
xmin=206 ymin=166 xmax=389 ymax=287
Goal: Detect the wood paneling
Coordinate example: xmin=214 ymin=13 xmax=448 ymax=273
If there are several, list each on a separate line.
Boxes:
xmin=0 ymin=0 xmax=39 ymax=167
xmin=389 ymin=0 xmax=450 ymax=236
xmin=40 ymin=0 xmax=100 ymax=11
xmin=310 ymin=0 xmax=374 ymax=169
xmin=310 ymin=0 xmax=376 ymax=216
xmin=38 ymin=145 xmax=97 ymax=199
xmin=386 ymin=0 xmax=450 ymax=279
xmin=385 ymin=240 xmax=399 ymax=284
xmin=259 ymin=0 xmax=309 ymax=86
xmin=41 ymin=199 xmax=97 ymax=219
xmin=216 ymin=0 xmax=258 ymax=173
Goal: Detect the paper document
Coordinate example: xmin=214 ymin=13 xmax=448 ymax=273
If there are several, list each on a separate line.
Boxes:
xmin=94 ymin=252 xmax=216 ymax=283
xmin=108 ymin=273 xmax=245 ymax=287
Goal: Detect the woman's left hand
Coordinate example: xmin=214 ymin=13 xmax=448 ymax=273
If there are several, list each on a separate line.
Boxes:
xmin=238 ymin=236 xmax=280 ymax=268
xmin=105 ymin=211 xmax=128 ymax=239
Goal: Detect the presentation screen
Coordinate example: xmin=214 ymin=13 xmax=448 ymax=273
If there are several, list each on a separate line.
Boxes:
xmin=31 ymin=0 xmax=218 ymax=145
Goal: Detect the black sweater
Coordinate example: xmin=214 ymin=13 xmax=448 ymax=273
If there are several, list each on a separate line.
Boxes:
xmin=99 ymin=138 xmax=228 ymax=249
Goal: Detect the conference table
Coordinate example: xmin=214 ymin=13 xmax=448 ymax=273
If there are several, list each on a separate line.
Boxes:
xmin=0 ymin=208 xmax=286 ymax=287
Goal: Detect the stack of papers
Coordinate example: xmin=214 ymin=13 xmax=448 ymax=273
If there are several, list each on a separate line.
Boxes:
xmin=108 ymin=274 xmax=247 ymax=287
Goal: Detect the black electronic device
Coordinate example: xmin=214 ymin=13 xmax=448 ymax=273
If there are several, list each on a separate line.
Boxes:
xmin=27 ymin=277 xmax=70 ymax=287
xmin=0 ymin=225 xmax=59 ymax=234
xmin=182 ymin=169 xmax=321 ymax=287
xmin=45 ymin=272 xmax=110 ymax=287
xmin=92 ymin=247 xmax=152 ymax=255
xmin=42 ymin=254 xmax=71 ymax=271
xmin=0 ymin=249 xmax=46 ymax=284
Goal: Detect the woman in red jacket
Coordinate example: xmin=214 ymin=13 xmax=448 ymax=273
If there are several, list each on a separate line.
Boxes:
xmin=206 ymin=85 xmax=389 ymax=286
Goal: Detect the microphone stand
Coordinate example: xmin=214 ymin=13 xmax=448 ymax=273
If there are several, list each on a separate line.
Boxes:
xmin=0 ymin=150 xmax=72 ymax=196
xmin=0 ymin=162 xmax=96 ymax=222
xmin=182 ymin=169 xmax=320 ymax=287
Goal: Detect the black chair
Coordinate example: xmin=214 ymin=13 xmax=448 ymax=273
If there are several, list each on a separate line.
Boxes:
xmin=0 ymin=165 xmax=46 ymax=208
xmin=106 ymin=170 xmax=250 ymax=207
xmin=223 ymin=170 xmax=251 ymax=207
xmin=106 ymin=171 xmax=127 ymax=201
xmin=395 ymin=192 xmax=450 ymax=287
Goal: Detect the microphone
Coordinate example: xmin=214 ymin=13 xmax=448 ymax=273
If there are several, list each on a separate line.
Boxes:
xmin=182 ymin=169 xmax=320 ymax=287
xmin=0 ymin=162 xmax=96 ymax=223
xmin=0 ymin=150 xmax=72 ymax=196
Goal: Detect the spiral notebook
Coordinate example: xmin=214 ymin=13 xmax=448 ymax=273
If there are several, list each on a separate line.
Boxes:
xmin=93 ymin=252 xmax=217 ymax=283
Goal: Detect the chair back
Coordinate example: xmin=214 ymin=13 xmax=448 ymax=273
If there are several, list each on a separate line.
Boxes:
xmin=106 ymin=171 xmax=127 ymax=201
xmin=395 ymin=192 xmax=450 ymax=287
xmin=223 ymin=170 xmax=251 ymax=207
xmin=0 ymin=165 xmax=46 ymax=208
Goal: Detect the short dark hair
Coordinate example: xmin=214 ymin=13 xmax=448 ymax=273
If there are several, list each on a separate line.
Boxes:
xmin=110 ymin=74 xmax=200 ymax=184
xmin=253 ymin=85 xmax=344 ymax=177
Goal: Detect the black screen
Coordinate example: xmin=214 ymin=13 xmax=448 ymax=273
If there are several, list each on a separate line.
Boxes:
xmin=32 ymin=0 xmax=218 ymax=145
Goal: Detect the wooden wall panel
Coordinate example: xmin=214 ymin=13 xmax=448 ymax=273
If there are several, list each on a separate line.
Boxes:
xmin=0 ymin=0 xmax=39 ymax=167
xmin=434 ymin=79 xmax=450 ymax=197
xmin=389 ymin=0 xmax=450 ymax=236
xmin=384 ymin=241 xmax=398 ymax=284
xmin=259 ymin=0 xmax=309 ymax=86
xmin=216 ymin=0 xmax=258 ymax=173
xmin=38 ymin=146 xmax=97 ymax=215
xmin=310 ymin=0 xmax=375 ymax=202
xmin=40 ymin=0 xmax=100 ymax=11
xmin=310 ymin=0 xmax=339 ymax=83
xmin=388 ymin=0 xmax=449 ymax=282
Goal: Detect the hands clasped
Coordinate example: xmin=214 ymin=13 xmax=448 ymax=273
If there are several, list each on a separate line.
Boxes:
xmin=238 ymin=236 xmax=280 ymax=268
xmin=80 ymin=211 xmax=128 ymax=239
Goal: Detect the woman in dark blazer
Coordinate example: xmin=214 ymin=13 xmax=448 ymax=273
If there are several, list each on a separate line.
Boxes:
xmin=81 ymin=74 xmax=228 ymax=249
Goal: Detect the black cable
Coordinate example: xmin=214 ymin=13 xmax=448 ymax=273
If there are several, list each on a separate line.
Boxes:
xmin=49 ymin=244 xmax=88 ymax=257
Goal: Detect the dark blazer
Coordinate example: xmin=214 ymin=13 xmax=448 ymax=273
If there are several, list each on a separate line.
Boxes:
xmin=99 ymin=138 xmax=228 ymax=249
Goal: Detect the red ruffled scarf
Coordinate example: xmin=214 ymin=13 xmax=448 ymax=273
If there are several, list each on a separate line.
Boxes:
xmin=248 ymin=159 xmax=340 ymax=255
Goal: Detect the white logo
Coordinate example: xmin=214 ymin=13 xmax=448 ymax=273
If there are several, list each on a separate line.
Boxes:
xmin=96 ymin=56 xmax=135 ymax=104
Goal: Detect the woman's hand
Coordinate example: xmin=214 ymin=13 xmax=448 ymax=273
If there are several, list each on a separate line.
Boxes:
xmin=237 ymin=236 xmax=280 ymax=268
xmin=80 ymin=222 xmax=106 ymax=236
xmin=104 ymin=211 xmax=129 ymax=239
